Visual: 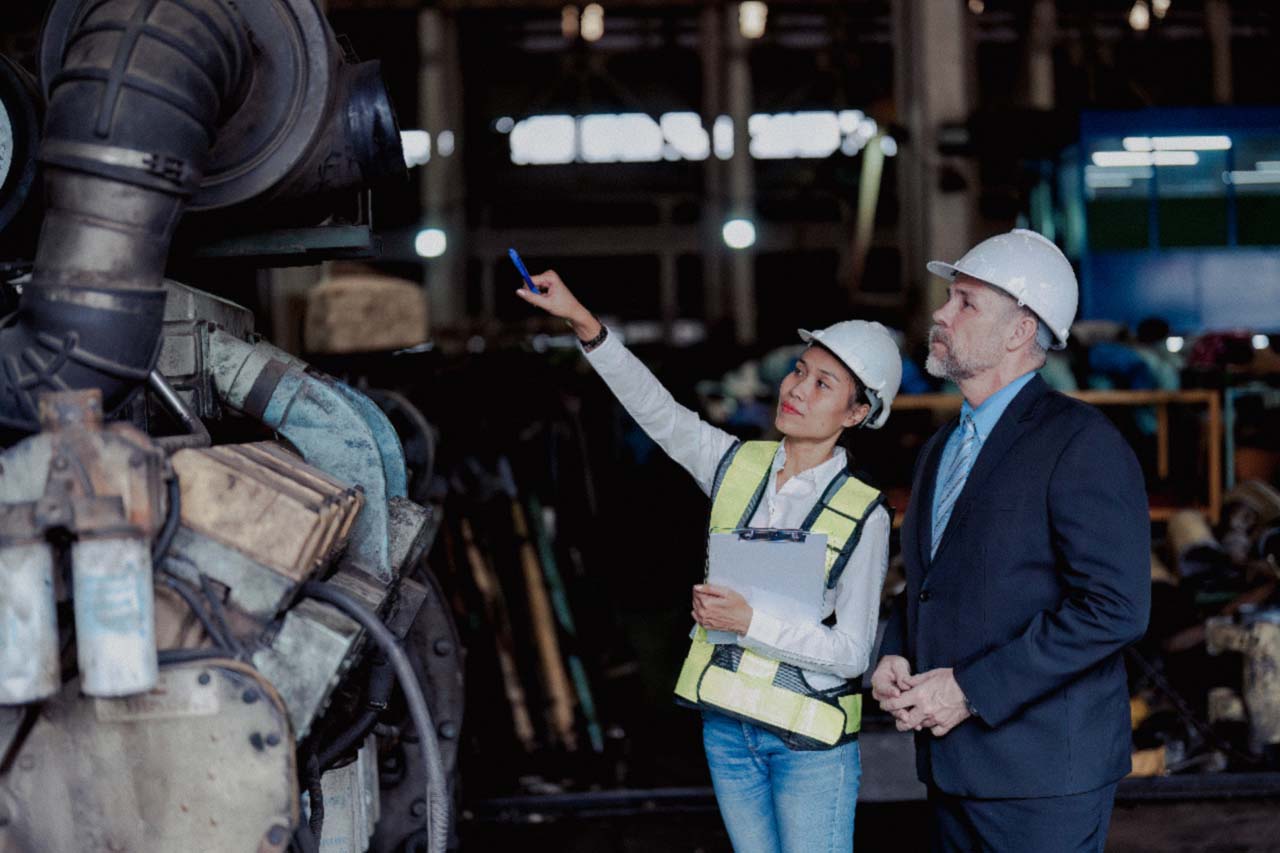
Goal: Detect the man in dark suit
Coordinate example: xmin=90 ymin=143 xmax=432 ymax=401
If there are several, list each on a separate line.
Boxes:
xmin=872 ymin=229 xmax=1151 ymax=852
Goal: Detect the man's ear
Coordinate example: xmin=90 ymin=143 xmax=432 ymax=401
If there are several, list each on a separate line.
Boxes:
xmin=1006 ymin=311 xmax=1037 ymax=352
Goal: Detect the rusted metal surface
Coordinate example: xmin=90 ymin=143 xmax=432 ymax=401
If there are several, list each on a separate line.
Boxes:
xmin=0 ymin=660 xmax=298 ymax=853
xmin=0 ymin=389 xmax=167 ymax=701
xmin=170 ymin=442 xmax=363 ymax=584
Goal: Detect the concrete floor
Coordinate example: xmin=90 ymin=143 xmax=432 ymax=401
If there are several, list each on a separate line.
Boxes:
xmin=460 ymin=797 xmax=1280 ymax=852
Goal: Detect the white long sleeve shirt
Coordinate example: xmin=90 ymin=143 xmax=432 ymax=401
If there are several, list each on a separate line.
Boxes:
xmin=584 ymin=329 xmax=891 ymax=689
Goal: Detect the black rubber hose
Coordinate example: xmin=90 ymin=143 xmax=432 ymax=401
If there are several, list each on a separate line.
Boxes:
xmin=0 ymin=0 xmax=250 ymax=434
xmin=304 ymin=750 xmax=325 ymax=842
xmin=152 ymin=474 xmax=182 ymax=564
xmin=158 ymin=573 xmax=232 ymax=651
xmin=302 ymin=581 xmax=449 ymax=853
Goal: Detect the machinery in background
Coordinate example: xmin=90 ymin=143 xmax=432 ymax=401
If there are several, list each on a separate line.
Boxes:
xmin=0 ymin=2 xmax=458 ymax=852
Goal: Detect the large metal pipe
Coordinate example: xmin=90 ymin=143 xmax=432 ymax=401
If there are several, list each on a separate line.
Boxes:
xmin=0 ymin=0 xmax=251 ymax=435
xmin=2 ymin=0 xmax=408 ymax=438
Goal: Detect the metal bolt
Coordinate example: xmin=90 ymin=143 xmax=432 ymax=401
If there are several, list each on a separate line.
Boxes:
xmin=129 ymin=452 xmax=145 ymax=468
xmin=51 ymin=457 xmax=68 ymax=471
xmin=242 ymin=688 xmax=259 ymax=704
xmin=266 ymin=733 xmax=281 ymax=747
xmin=266 ymin=824 xmax=288 ymax=845
xmin=197 ymin=672 xmax=211 ymax=685
xmin=410 ymin=798 xmax=427 ymax=818
xmin=438 ymin=721 xmax=458 ymax=740
xmin=433 ymin=639 xmax=453 ymax=656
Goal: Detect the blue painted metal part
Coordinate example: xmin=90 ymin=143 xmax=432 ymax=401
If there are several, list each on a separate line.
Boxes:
xmin=209 ymin=331 xmax=409 ymax=580
xmin=1076 ymin=107 xmax=1280 ymax=333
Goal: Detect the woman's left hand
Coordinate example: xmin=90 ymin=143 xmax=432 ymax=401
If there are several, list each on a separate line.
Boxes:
xmin=692 ymin=584 xmax=753 ymax=635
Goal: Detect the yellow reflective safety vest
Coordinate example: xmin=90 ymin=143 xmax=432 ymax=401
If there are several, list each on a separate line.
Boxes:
xmin=674 ymin=440 xmax=885 ymax=750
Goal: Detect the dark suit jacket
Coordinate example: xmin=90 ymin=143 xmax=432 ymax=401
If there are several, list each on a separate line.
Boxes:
xmin=880 ymin=374 xmax=1151 ymax=798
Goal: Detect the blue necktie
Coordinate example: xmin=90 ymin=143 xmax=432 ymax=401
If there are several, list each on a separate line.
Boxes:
xmin=932 ymin=414 xmax=979 ymax=558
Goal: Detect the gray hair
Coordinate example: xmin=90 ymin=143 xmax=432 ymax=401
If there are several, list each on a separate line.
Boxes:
xmin=1028 ymin=313 xmax=1051 ymax=366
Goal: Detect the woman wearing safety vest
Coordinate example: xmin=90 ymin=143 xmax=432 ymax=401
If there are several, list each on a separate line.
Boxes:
xmin=517 ymin=270 xmax=901 ymax=853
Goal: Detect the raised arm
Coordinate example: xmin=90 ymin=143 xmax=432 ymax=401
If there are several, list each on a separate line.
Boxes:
xmin=518 ymin=270 xmax=736 ymax=494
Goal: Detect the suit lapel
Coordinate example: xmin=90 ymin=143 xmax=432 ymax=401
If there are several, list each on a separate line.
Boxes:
xmin=915 ymin=419 xmax=954 ymax=573
xmin=930 ymin=375 xmax=1051 ymax=565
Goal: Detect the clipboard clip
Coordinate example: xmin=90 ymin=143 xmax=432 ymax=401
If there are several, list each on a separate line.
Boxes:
xmin=732 ymin=528 xmax=809 ymax=543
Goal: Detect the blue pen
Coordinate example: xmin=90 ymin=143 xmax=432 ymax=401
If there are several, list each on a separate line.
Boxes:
xmin=508 ymin=248 xmax=540 ymax=294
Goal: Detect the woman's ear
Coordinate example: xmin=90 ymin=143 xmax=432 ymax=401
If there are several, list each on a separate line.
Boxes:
xmin=843 ymin=402 xmax=872 ymax=429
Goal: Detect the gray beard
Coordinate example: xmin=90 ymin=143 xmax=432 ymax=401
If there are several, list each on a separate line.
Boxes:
xmin=925 ymin=326 xmax=997 ymax=381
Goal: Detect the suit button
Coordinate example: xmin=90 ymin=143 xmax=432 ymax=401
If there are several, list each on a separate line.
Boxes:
xmin=918 ymin=590 xmax=932 ymax=603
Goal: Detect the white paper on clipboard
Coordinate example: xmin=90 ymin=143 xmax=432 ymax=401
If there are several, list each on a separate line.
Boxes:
xmin=703 ymin=529 xmax=828 ymax=644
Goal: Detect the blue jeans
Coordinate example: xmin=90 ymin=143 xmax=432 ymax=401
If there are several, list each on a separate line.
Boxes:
xmin=702 ymin=710 xmax=861 ymax=853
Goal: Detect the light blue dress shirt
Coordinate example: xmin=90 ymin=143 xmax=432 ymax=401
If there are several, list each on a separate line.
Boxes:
xmin=930 ymin=371 xmax=1038 ymax=528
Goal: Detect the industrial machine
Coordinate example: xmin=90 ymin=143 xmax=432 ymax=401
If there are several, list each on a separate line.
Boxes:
xmin=0 ymin=2 xmax=459 ymax=851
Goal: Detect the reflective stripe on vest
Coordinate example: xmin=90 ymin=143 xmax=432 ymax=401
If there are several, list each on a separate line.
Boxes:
xmin=674 ymin=440 xmax=883 ymax=749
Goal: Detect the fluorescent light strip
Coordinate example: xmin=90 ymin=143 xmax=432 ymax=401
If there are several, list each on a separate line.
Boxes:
xmin=1092 ymin=150 xmax=1199 ymax=167
xmin=1123 ymin=135 xmax=1232 ymax=152
xmin=1225 ymin=170 xmax=1280 ymax=185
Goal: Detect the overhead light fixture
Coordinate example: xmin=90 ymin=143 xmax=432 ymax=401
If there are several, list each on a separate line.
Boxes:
xmin=1152 ymin=0 xmax=1171 ymax=19
xmin=1123 ymin=135 xmax=1231 ymax=152
xmin=561 ymin=5 xmax=579 ymax=39
xmin=722 ymin=218 xmax=757 ymax=250
xmin=581 ymin=3 xmax=604 ymax=43
xmin=414 ymin=228 xmax=447 ymax=259
xmin=1224 ymin=170 xmax=1280 ymax=186
xmin=1128 ymin=0 xmax=1150 ymax=32
xmin=1091 ymin=150 xmax=1198 ymax=167
xmin=495 ymin=116 xmax=515 ymax=134
xmin=739 ymin=2 xmax=768 ymax=39
xmin=968 ymin=0 xmax=985 ymax=13
xmin=1165 ymin=335 xmax=1184 ymax=354
xmin=1253 ymin=334 xmax=1270 ymax=350
xmin=878 ymin=135 xmax=898 ymax=157
xmin=436 ymin=130 xmax=455 ymax=157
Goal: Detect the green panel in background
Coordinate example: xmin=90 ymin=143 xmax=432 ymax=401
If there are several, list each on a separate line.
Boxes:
xmin=1087 ymin=199 xmax=1150 ymax=250
xmin=1237 ymin=196 xmax=1280 ymax=246
xmin=1158 ymin=197 xmax=1229 ymax=247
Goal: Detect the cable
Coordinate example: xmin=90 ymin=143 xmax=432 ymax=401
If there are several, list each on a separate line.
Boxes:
xmin=158 ymin=573 xmax=232 ymax=651
xmin=158 ymin=647 xmax=234 ymax=665
xmin=302 ymin=581 xmax=449 ymax=853
xmin=199 ymin=572 xmax=246 ymax=660
xmin=304 ymin=750 xmax=325 ymax=842
xmin=151 ymin=474 xmax=182 ymax=564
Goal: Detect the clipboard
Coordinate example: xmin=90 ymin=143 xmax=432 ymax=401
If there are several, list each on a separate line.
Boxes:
xmin=703 ymin=528 xmax=828 ymax=644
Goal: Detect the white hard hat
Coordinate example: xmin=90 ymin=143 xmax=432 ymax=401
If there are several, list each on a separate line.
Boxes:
xmin=796 ymin=320 xmax=902 ymax=429
xmin=926 ymin=228 xmax=1078 ymax=349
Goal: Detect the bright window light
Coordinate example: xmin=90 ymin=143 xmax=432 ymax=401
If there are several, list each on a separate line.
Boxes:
xmin=414 ymin=228 xmax=447 ymax=258
xmin=510 ymin=115 xmax=576 ymax=165
xmin=837 ymin=110 xmax=864 ymax=135
xmin=401 ymin=130 xmax=430 ymax=168
xmin=879 ymin=135 xmax=898 ymax=157
xmin=580 ymin=114 xmax=664 ymax=163
xmin=1165 ymin=335 xmax=1184 ymax=354
xmin=1091 ymin=151 xmax=1198 ymax=168
xmin=1253 ymin=334 xmax=1270 ymax=350
xmin=1123 ymin=135 xmax=1231 ymax=152
xmin=1152 ymin=0 xmax=1171 ymax=19
xmin=749 ymin=111 xmax=841 ymax=159
xmin=581 ymin=3 xmax=604 ymax=42
xmin=722 ymin=218 xmax=756 ymax=250
xmin=661 ymin=112 xmax=710 ymax=161
xmin=713 ymin=115 xmax=734 ymax=160
xmin=739 ymin=2 xmax=768 ymax=39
